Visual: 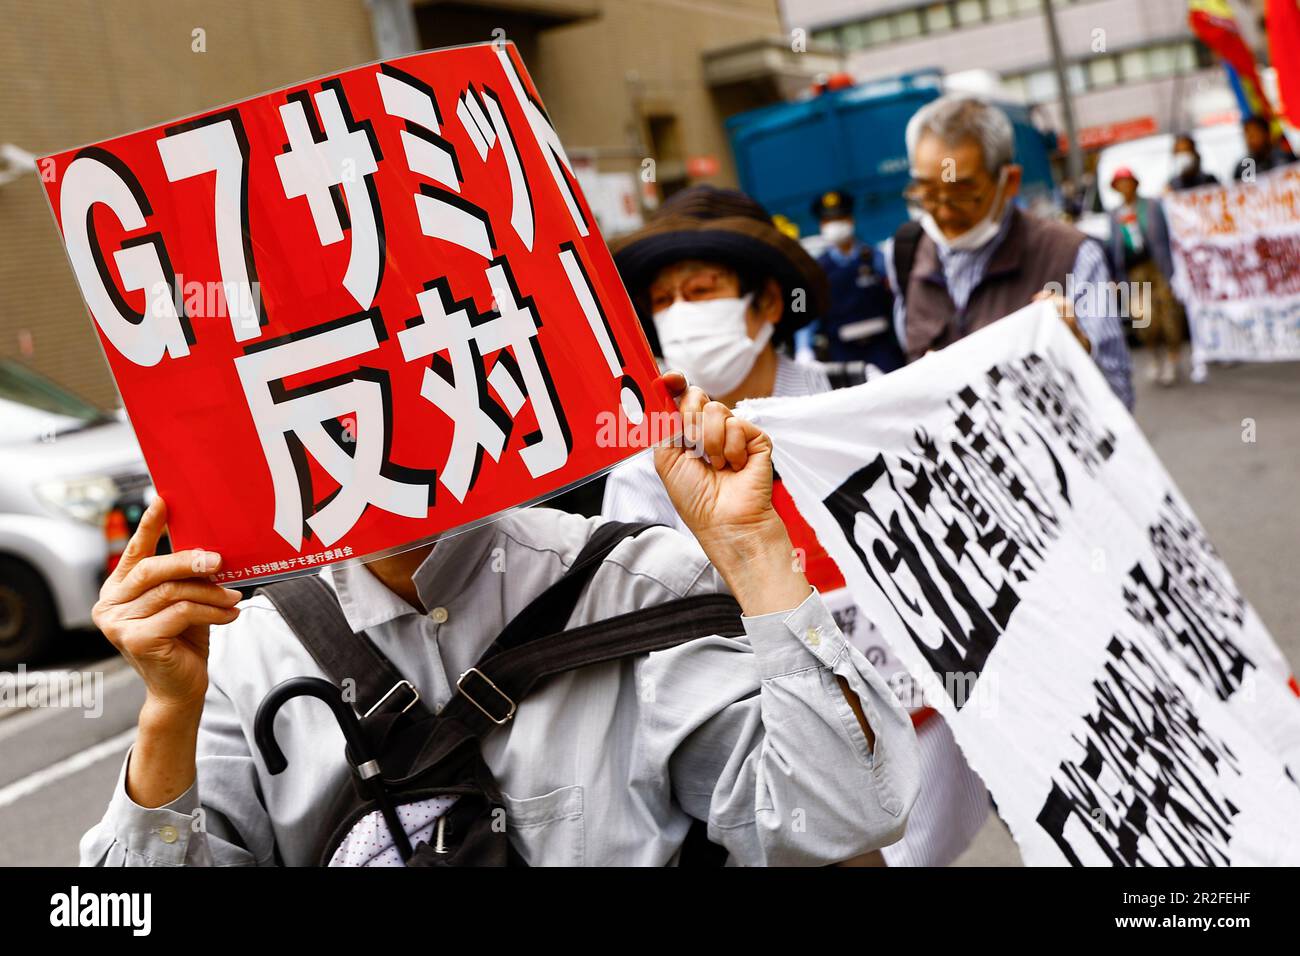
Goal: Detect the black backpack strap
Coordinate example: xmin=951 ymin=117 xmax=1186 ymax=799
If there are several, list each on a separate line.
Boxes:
xmin=443 ymin=592 xmax=744 ymax=736
xmin=257 ymin=574 xmax=430 ymax=722
xmin=892 ymin=220 xmax=923 ymax=301
xmin=257 ymin=520 xmax=658 ymax=723
xmin=442 ymin=569 xmax=745 ymax=870
xmin=455 ymin=520 xmax=745 ymax=731
xmin=489 ymin=519 xmax=659 ymax=655
xmin=264 ymin=521 xmax=743 ymax=867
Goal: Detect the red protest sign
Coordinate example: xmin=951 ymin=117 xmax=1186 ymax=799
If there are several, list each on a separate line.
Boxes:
xmin=38 ymin=42 xmax=673 ymax=585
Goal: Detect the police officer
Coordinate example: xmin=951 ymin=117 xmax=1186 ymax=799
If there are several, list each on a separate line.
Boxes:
xmin=810 ymin=190 xmax=904 ymax=373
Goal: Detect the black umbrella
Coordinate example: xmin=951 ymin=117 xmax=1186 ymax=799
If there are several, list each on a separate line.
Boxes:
xmin=254 ymin=677 xmax=414 ymax=863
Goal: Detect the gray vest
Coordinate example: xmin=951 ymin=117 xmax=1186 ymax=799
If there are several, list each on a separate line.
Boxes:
xmin=903 ymin=207 xmax=1087 ymax=362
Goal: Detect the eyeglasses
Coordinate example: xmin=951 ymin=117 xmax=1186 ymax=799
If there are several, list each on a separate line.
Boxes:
xmin=647 ymin=268 xmax=742 ymax=314
xmin=902 ymin=175 xmax=999 ymax=212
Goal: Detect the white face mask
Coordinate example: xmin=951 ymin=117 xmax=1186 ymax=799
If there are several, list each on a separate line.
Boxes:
xmin=820 ymin=220 xmax=855 ymax=245
xmin=1172 ymin=152 xmax=1196 ymax=175
xmin=652 ymin=294 xmax=772 ymax=398
xmin=918 ymin=168 xmax=1009 ymax=253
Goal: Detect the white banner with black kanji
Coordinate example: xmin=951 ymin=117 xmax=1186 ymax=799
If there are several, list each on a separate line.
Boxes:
xmin=1164 ymin=165 xmax=1300 ymax=364
xmin=739 ymin=301 xmax=1300 ymax=866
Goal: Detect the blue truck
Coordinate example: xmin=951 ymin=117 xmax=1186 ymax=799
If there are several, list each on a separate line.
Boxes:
xmin=725 ymin=70 xmax=1058 ymax=247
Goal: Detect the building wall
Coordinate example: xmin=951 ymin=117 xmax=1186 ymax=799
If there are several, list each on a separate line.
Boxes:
xmin=789 ymin=0 xmax=1195 ymax=70
xmin=1 ymin=0 xmax=785 ymax=405
xmin=524 ymin=0 xmax=781 ymax=188
xmin=0 ymin=0 xmax=377 ymax=408
xmin=782 ymin=0 xmax=1235 ymax=144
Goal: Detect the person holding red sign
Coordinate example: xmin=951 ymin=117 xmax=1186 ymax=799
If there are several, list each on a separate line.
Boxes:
xmin=603 ymin=185 xmax=991 ymax=867
xmin=40 ymin=43 xmax=918 ymax=868
xmin=82 ymin=374 xmax=920 ymax=866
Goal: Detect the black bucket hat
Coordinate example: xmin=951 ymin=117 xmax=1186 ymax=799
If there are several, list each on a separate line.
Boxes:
xmin=611 ymin=186 xmax=829 ymax=354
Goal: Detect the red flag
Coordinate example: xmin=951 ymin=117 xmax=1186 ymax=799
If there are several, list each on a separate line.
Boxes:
xmin=1189 ymin=0 xmax=1274 ymax=118
xmin=1268 ymin=0 xmax=1300 ymax=121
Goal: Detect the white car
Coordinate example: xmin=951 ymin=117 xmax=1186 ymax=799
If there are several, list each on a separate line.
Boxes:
xmin=0 ymin=358 xmax=148 ymax=666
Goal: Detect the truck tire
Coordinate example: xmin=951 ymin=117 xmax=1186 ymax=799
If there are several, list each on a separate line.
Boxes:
xmin=0 ymin=557 xmax=58 ymax=668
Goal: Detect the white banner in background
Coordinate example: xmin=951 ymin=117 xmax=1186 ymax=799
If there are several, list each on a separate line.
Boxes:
xmin=1164 ymin=165 xmax=1300 ymax=363
xmin=740 ymin=301 xmax=1300 ymax=866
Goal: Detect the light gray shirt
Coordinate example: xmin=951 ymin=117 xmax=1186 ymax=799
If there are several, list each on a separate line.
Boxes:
xmin=80 ymin=507 xmax=919 ymax=866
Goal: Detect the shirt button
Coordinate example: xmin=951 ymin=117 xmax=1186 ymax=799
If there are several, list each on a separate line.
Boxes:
xmin=805 ymin=626 xmax=821 ymax=647
xmin=429 ymin=606 xmax=449 ymax=624
xmin=158 ymin=825 xmax=179 ymax=844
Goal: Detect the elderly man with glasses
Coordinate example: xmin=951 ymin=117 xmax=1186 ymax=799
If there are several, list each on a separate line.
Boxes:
xmin=889 ymin=94 xmax=1134 ymax=409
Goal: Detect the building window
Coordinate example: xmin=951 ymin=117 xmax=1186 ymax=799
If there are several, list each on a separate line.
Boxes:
xmin=866 ymin=17 xmax=894 ymax=45
xmin=1119 ymin=48 xmax=1150 ymax=82
xmin=955 ymin=0 xmax=985 ymax=26
xmin=1147 ymin=44 xmax=1180 ymax=79
xmin=1025 ymin=68 xmax=1058 ymax=102
xmin=823 ymin=1 xmax=1198 ymax=66
xmin=1087 ymin=55 xmax=1120 ymax=88
xmin=1007 ymin=37 xmax=1207 ymax=104
xmin=646 ymin=113 xmax=683 ymax=166
xmin=1067 ymin=63 xmax=1087 ymax=93
xmin=893 ymin=9 xmax=923 ymax=39
xmin=812 ymin=28 xmax=840 ymax=49
xmin=841 ymin=21 xmax=869 ymax=50
xmin=924 ymin=2 xmax=954 ymax=33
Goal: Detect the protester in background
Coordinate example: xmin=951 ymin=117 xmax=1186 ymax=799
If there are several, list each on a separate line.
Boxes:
xmin=604 ymin=184 xmax=992 ymax=868
xmin=1107 ymin=168 xmax=1181 ymax=386
xmin=609 ymin=185 xmax=830 ymax=406
xmin=1058 ymin=177 xmax=1085 ymax=221
xmin=1169 ymin=134 xmax=1219 ymax=191
xmin=806 ymin=190 xmax=905 ymax=374
xmin=1167 ymin=135 xmax=1217 ymax=385
xmin=888 ymin=93 xmax=1134 ymax=409
xmin=605 ymin=186 xmax=833 ymax=511
xmin=1234 ymin=115 xmax=1296 ymax=180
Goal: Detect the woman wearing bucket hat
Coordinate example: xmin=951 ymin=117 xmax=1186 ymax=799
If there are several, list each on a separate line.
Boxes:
xmin=608 ymin=185 xmax=830 ymax=405
xmin=603 ymin=185 xmax=991 ymax=868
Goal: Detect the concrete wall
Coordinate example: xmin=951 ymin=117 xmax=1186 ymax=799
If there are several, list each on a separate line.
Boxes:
xmin=0 ymin=0 xmax=376 ymax=407
xmin=0 ymin=0 xmax=785 ymax=405
xmin=524 ymin=0 xmax=781 ymax=186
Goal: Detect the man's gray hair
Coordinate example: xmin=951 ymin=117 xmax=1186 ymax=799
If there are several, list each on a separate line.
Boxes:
xmin=905 ymin=93 xmax=1015 ymax=177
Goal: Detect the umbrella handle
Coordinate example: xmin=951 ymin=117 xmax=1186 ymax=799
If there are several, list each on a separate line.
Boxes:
xmin=254 ymin=676 xmax=415 ymax=862
xmin=254 ymin=676 xmax=375 ymax=775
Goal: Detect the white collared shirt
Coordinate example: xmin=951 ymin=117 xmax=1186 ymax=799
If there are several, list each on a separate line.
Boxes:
xmin=81 ymin=508 xmax=919 ymax=866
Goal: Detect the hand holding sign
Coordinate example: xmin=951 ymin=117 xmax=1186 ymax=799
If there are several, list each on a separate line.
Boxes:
xmin=92 ymin=498 xmax=238 ymax=715
xmin=91 ymin=497 xmax=244 ymax=811
xmin=654 ymin=371 xmax=810 ymax=616
xmin=1032 ymin=288 xmax=1091 ymax=354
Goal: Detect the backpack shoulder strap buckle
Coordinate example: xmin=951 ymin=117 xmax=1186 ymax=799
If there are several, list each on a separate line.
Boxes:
xmin=456 ymin=668 xmax=516 ymax=725
xmin=363 ymin=679 xmax=422 ymax=719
